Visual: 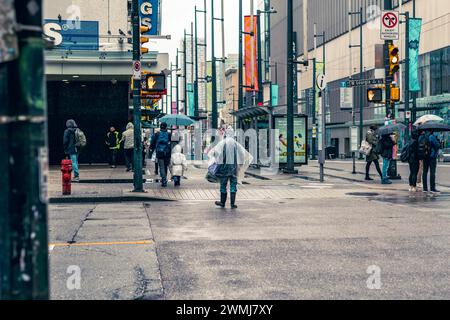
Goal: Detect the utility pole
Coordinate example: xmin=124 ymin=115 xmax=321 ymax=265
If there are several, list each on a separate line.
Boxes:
xmin=183 ymin=29 xmax=187 ymax=115
xmin=284 ymin=0 xmax=296 ymax=174
xmin=349 ymin=7 xmax=364 ymax=159
xmin=132 ymin=0 xmax=143 ymax=192
xmin=176 ymin=51 xmax=181 ymax=114
xmin=384 ymin=0 xmax=393 ymax=119
xmin=211 ymin=0 xmax=218 ymax=129
xmin=238 ymin=0 xmax=244 ymax=116
xmin=404 ymin=11 xmax=411 ymax=138
xmin=1 ymin=0 xmax=49 ymax=299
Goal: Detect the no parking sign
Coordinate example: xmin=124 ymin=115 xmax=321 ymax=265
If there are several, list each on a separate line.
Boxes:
xmin=381 ymin=11 xmax=399 ymax=40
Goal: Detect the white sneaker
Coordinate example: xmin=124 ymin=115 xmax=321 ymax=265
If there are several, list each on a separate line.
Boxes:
xmin=412 ymin=187 xmax=417 ymax=192
xmin=409 ymin=187 xmax=413 ymax=192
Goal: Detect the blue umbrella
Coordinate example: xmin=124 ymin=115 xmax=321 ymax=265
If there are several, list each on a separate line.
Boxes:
xmin=159 ymin=114 xmax=196 ymax=127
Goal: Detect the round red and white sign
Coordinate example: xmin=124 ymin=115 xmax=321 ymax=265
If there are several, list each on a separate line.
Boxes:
xmin=382 ymin=12 xmax=398 ymax=29
xmin=133 ymin=61 xmax=141 ymax=72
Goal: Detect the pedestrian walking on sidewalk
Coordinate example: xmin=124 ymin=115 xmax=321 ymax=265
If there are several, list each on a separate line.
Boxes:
xmin=364 ymin=126 xmax=383 ymax=181
xmin=380 ymin=133 xmax=396 ymax=185
xmin=209 ymin=126 xmax=253 ymax=209
xmin=63 ymin=119 xmax=81 ymax=182
xmin=170 ymin=144 xmax=188 ymax=187
xmin=150 ymin=122 xmax=172 ymax=187
xmin=407 ymin=130 xmax=420 ymax=192
xmin=143 ymin=137 xmax=149 ymax=168
xmin=420 ymin=130 xmax=441 ymax=194
xmin=121 ymin=122 xmax=135 ymax=172
xmin=105 ymin=126 xmax=120 ymax=168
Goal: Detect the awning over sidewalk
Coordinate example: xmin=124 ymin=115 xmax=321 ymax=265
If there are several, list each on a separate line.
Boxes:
xmin=231 ymin=106 xmax=269 ymax=119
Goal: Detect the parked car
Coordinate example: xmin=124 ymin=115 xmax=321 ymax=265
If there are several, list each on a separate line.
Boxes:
xmin=441 ymin=148 xmax=450 ymax=162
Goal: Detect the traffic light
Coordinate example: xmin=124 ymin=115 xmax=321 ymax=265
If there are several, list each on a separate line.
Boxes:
xmin=140 ymin=26 xmax=150 ymax=54
xmin=388 ymin=44 xmax=400 ymax=75
xmin=367 ymin=88 xmax=383 ymax=103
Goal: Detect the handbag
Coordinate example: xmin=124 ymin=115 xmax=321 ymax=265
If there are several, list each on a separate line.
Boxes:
xmin=359 ymin=139 xmax=372 ymax=156
xmin=205 ymin=162 xmax=219 ymax=183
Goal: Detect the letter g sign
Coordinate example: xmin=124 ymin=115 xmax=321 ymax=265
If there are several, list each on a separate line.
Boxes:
xmin=141 ymin=2 xmax=153 ymax=15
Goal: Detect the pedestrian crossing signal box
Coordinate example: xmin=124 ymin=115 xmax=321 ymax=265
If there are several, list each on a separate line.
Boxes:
xmin=367 ymin=88 xmax=383 ymax=103
xmin=130 ymin=73 xmax=167 ymax=98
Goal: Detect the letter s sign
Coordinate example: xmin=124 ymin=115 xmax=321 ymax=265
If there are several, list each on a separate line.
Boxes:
xmin=43 ymin=23 xmax=63 ymax=46
xmin=139 ymin=0 xmax=160 ymax=36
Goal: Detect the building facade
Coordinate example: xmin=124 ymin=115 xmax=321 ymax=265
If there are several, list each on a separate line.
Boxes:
xmin=268 ymin=0 xmax=450 ymax=157
xmin=44 ymin=0 xmax=168 ymax=164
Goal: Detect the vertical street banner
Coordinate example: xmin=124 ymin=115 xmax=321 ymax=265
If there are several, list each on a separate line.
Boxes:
xmin=271 ymin=84 xmax=279 ymax=107
xmin=244 ymin=15 xmax=259 ymax=92
xmin=409 ymin=18 xmax=422 ymax=92
xmin=0 ymin=0 xmax=18 ymax=63
xmin=187 ymin=83 xmax=195 ymax=117
xmin=139 ymin=0 xmax=161 ymax=36
xmin=171 ymin=102 xmax=177 ymax=115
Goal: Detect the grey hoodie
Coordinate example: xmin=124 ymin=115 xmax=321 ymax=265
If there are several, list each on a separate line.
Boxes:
xmin=121 ymin=122 xmax=135 ymax=149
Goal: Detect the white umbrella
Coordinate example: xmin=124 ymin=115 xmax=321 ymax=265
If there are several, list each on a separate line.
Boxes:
xmin=414 ymin=115 xmax=444 ymax=126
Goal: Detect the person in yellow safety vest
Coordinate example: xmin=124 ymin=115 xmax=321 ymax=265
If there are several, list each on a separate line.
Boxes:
xmin=105 ymin=126 xmax=121 ymax=168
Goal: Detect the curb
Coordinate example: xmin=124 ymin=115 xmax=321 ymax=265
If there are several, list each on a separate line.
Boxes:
xmin=49 ymin=195 xmax=173 ymax=204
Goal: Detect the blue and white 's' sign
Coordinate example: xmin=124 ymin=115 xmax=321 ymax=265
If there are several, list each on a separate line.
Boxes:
xmin=139 ymin=0 xmax=161 ymax=36
xmin=43 ymin=20 xmax=99 ymax=50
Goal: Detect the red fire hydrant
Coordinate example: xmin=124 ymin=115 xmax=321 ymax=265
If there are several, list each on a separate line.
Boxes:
xmin=61 ymin=159 xmax=73 ymax=195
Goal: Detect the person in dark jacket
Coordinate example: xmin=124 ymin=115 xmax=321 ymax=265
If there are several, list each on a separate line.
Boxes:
xmin=63 ymin=119 xmax=80 ymax=182
xmin=408 ymin=130 xmax=420 ymax=192
xmin=365 ymin=126 xmax=383 ymax=181
xmin=105 ymin=127 xmax=120 ymax=168
xmin=150 ymin=122 xmax=172 ymax=187
xmin=380 ymin=133 xmax=396 ymax=185
xmin=423 ymin=130 xmax=441 ymax=194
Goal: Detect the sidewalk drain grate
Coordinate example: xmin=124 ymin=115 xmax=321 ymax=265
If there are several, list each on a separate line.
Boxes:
xmin=346 ymin=192 xmax=380 ymax=197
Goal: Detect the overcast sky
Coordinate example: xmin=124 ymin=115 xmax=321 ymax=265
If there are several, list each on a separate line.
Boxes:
xmin=152 ymin=0 xmax=254 ymax=64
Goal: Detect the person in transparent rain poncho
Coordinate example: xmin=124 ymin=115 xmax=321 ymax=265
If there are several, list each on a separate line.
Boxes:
xmin=208 ymin=126 xmax=253 ymax=209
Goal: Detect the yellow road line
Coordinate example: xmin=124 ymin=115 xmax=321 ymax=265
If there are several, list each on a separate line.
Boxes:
xmin=49 ymin=240 xmax=153 ymax=248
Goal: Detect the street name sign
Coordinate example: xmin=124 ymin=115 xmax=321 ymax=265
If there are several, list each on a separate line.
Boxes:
xmin=381 ymin=11 xmax=399 ymax=40
xmin=344 ymin=78 xmax=385 ymax=88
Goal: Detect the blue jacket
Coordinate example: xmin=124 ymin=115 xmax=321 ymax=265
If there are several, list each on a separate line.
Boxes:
xmin=429 ymin=134 xmax=441 ymax=159
xmin=63 ymin=119 xmax=78 ymax=155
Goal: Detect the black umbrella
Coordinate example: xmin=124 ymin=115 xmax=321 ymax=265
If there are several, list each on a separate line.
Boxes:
xmin=377 ymin=123 xmax=407 ymax=136
xmin=418 ymin=121 xmax=450 ymax=132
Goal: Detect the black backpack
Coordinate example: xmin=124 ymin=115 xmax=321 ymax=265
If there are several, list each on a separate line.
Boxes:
xmin=400 ymin=141 xmax=412 ymax=163
xmin=417 ymin=134 xmax=430 ymax=160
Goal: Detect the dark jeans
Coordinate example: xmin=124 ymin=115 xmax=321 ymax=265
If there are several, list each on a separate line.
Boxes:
xmin=409 ymin=160 xmax=420 ymax=187
xmin=109 ymin=149 xmax=118 ymax=166
xmin=423 ymin=158 xmax=437 ymax=191
xmin=220 ymin=176 xmax=238 ymax=194
xmin=366 ymin=159 xmax=382 ymax=178
xmin=173 ymin=176 xmax=181 ymax=186
xmin=124 ymin=148 xmax=134 ymax=170
xmin=158 ymin=158 xmax=170 ymax=185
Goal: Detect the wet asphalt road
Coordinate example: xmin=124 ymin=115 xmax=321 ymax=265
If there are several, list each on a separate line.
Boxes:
xmin=145 ymin=192 xmax=450 ymax=300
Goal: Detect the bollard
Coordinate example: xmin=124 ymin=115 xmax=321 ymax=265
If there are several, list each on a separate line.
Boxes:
xmin=61 ymin=159 xmax=73 ymax=195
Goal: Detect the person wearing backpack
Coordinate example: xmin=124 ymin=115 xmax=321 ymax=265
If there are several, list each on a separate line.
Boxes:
xmin=63 ymin=119 xmax=80 ymax=182
xmin=364 ymin=126 xmax=383 ymax=181
xmin=121 ymin=122 xmax=135 ymax=172
xmin=380 ymin=133 xmax=396 ymax=185
xmin=150 ymin=122 xmax=172 ymax=187
xmin=407 ymin=130 xmax=420 ymax=192
xmin=421 ymin=130 xmax=441 ymax=194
